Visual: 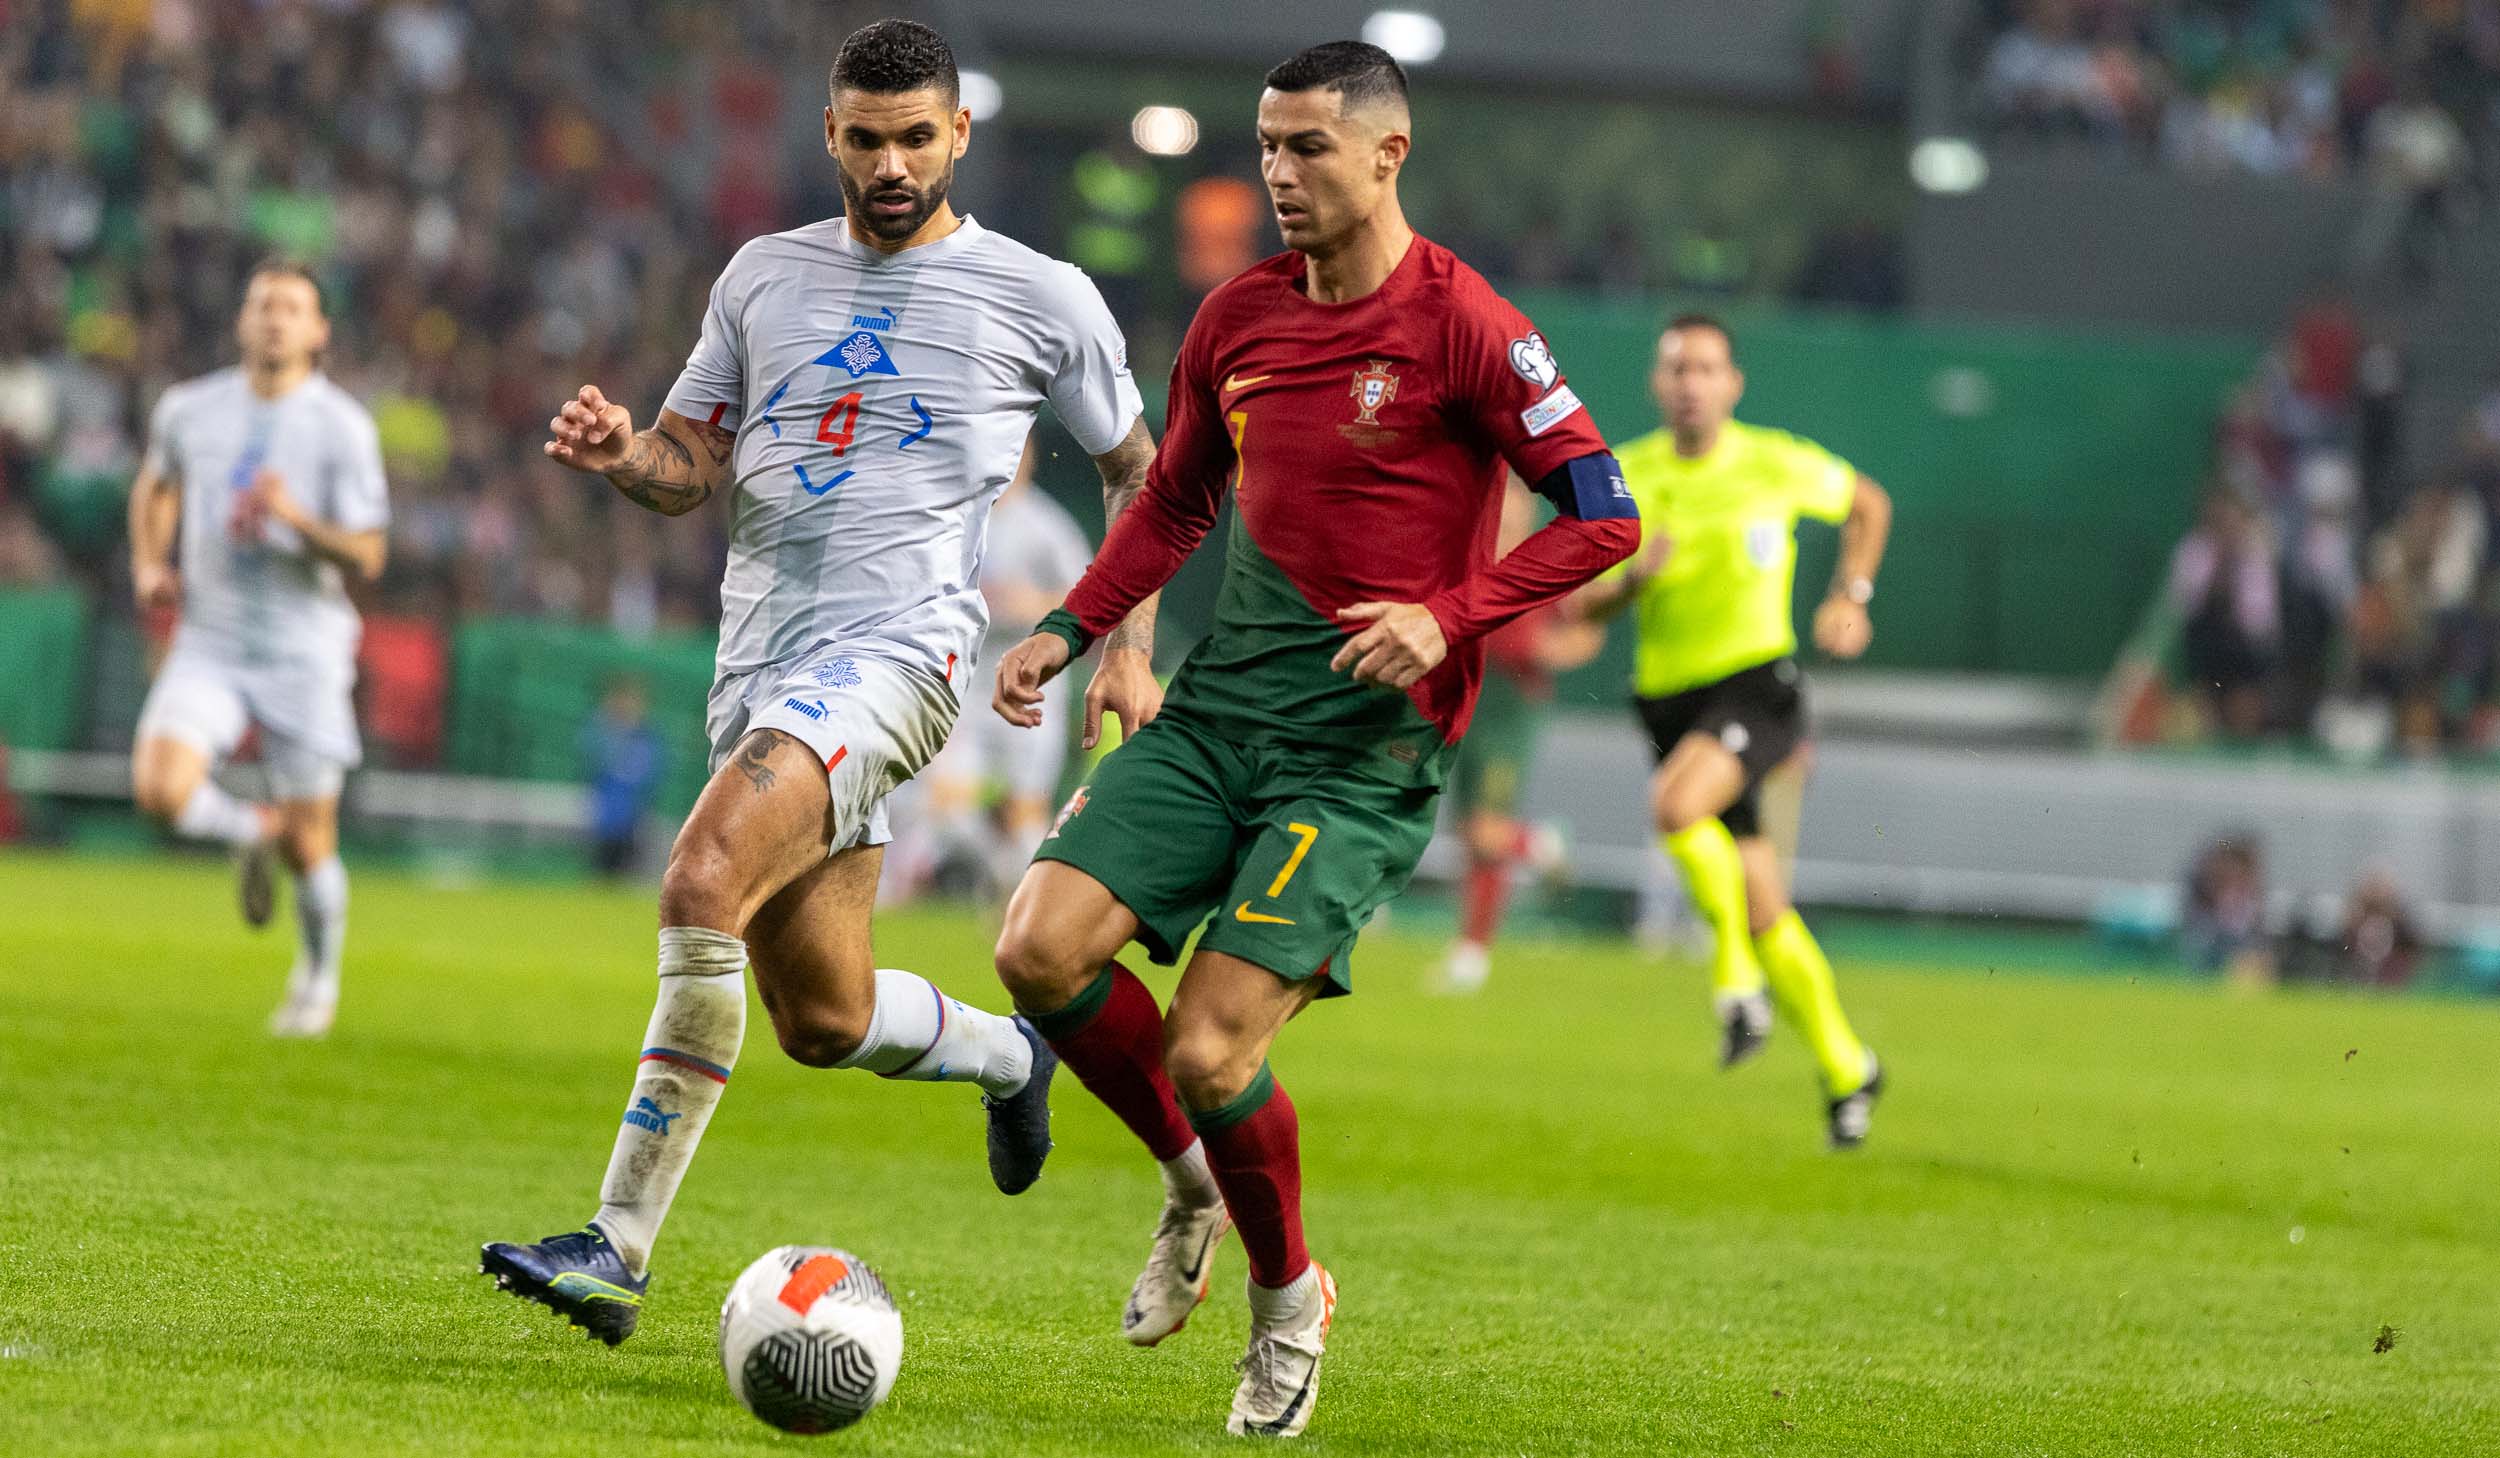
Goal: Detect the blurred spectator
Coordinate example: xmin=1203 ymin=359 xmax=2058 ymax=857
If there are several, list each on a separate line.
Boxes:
xmin=2182 ymin=833 xmax=2272 ymax=979
xmin=581 ymin=676 xmax=663 ymax=878
xmin=2356 ymin=328 xmax=2410 ymax=527
xmin=2168 ymin=489 xmax=2281 ymax=738
xmin=2336 ymin=871 xmax=2426 ymax=987
xmin=2351 ymin=77 xmax=2472 ymax=284
xmin=2348 ymin=479 xmax=2485 ymax=752
xmin=2281 ymin=451 xmax=2362 ymax=725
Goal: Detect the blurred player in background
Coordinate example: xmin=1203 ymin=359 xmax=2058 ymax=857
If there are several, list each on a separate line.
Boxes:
xmin=580 ymin=675 xmax=664 ymax=878
xmin=1580 ymin=314 xmax=1892 ymax=1148
xmin=988 ymin=42 xmax=1638 ymax=1437
xmin=125 ymin=260 xmax=389 ymax=1039
xmin=888 ymin=434 xmax=1096 ymax=902
xmin=1433 ymin=477 xmax=1604 ymax=993
xmin=479 ymin=20 xmax=1162 ymax=1346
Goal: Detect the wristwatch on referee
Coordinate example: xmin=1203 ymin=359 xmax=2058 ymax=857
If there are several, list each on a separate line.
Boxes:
xmin=1839 ymin=576 xmax=1874 ymax=606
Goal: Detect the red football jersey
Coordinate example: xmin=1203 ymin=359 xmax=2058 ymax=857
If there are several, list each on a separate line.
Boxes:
xmin=1053 ymin=236 xmax=1632 ymax=783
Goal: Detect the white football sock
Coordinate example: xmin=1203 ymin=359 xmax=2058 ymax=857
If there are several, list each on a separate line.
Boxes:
xmin=1160 ymin=1139 xmax=1222 ymax=1209
xmin=1248 ymin=1262 xmax=1321 ymax=1310
xmin=292 ymin=857 xmax=348 ymax=1000
xmin=595 ymin=927 xmax=747 ymax=1276
xmin=174 ymin=780 xmax=264 ymax=848
xmin=834 ymin=967 xmax=1033 ymax=1097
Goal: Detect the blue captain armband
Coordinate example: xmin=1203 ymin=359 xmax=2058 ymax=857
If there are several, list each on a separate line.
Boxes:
xmin=1532 ymin=452 xmax=1638 ymax=521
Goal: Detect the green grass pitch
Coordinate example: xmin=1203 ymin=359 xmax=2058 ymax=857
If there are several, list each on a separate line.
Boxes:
xmin=2 ymin=849 xmax=2493 ymax=1456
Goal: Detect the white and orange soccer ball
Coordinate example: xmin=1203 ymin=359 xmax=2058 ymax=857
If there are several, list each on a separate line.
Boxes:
xmin=719 ymin=1246 xmax=904 ymax=1433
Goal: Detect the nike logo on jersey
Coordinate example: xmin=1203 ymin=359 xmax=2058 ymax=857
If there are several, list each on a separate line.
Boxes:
xmin=1233 ymin=902 xmax=1296 ymax=926
xmin=1223 ymin=373 xmax=1274 ymax=394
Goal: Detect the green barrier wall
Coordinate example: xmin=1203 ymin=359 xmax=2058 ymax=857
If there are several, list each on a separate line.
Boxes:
xmin=0 ymin=589 xmax=94 ymax=752
xmin=447 ymin=619 xmax=717 ymax=815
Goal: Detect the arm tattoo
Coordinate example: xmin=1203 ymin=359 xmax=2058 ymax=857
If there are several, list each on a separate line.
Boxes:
xmin=731 ymin=733 xmax=780 ymax=793
xmin=1094 ymin=419 xmax=1160 ymax=654
xmin=606 ymin=416 xmax=727 ymax=517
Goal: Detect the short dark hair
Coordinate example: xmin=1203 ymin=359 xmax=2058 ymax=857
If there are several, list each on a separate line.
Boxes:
xmin=1667 ymin=313 xmax=1734 ymax=358
xmin=1264 ymin=41 xmax=1409 ymax=116
xmin=247 ymin=256 xmax=326 ymax=315
xmin=830 ymin=19 xmax=958 ymax=106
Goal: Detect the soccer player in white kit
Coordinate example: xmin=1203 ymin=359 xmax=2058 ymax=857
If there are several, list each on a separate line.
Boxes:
xmin=125 ymin=261 xmax=389 ymax=1040
xmin=890 ymin=434 xmax=1099 ymax=900
xmin=480 ymin=21 xmax=1163 ymax=1346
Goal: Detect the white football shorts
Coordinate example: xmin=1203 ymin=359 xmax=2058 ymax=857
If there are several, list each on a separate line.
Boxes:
xmin=134 ymin=644 xmax=360 ymax=802
xmin=704 ymin=641 xmax=960 ymax=854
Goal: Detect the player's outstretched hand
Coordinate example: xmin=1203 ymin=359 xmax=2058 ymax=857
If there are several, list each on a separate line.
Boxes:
xmin=544 ymin=385 xmax=635 ymax=474
xmin=1332 ymin=602 xmax=1448 ymax=691
xmin=1084 ymin=646 xmax=1163 ymax=750
xmin=994 ymin=632 xmax=1074 ymax=729
xmin=1813 ymin=597 xmax=1873 ymax=659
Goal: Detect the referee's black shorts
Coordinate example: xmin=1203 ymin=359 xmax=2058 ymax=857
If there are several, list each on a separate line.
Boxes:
xmin=1633 ymin=657 xmax=1807 ymax=839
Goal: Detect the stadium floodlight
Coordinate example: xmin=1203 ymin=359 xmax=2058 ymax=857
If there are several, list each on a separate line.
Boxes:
xmin=1130 ymin=105 xmax=1200 ymax=157
xmin=1910 ymin=136 xmax=1989 ymax=195
xmin=1362 ymin=10 xmax=1447 ymax=65
xmin=960 ymin=69 xmax=1003 ymax=123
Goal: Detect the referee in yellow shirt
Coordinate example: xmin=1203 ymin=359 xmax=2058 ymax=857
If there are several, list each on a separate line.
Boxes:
xmin=1579 ymin=315 xmax=1892 ymax=1148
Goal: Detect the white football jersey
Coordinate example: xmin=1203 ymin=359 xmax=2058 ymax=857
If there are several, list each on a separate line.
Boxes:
xmin=663 ymin=216 xmax=1143 ymax=684
xmin=978 ymin=485 xmax=1095 ymax=661
xmin=141 ymin=368 xmax=390 ymax=670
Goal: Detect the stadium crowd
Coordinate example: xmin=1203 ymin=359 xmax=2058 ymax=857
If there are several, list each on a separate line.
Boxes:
xmin=1976 ymin=0 xmax=2500 ymax=186
xmin=2160 ymin=286 xmax=2500 ymax=755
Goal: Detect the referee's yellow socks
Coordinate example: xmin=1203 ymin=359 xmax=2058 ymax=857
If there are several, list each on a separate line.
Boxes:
xmin=1755 ymin=911 xmax=1872 ymax=1096
xmin=1662 ymin=820 xmax=1765 ymax=1001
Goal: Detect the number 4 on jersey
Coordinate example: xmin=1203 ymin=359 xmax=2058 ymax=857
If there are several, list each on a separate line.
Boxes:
xmin=797 ymin=393 xmax=862 ymax=495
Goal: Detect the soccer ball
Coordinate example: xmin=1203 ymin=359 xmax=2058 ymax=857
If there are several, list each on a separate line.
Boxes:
xmin=719 ymin=1245 xmax=903 ymax=1433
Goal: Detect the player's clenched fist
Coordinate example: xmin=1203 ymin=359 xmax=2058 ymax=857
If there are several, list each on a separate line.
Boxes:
xmin=1331 ymin=601 xmax=1448 ymax=691
xmin=1812 ymin=597 xmax=1873 ymax=660
xmin=544 ymin=385 xmax=635 ymax=473
xmin=993 ymin=631 xmax=1073 ymax=729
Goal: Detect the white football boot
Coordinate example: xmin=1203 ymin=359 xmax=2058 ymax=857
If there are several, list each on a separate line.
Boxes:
xmin=1226 ymin=1263 xmax=1336 ymax=1438
xmin=267 ymin=965 xmax=336 ymax=1039
xmin=1123 ymin=1195 xmax=1231 ymax=1346
xmin=1431 ymin=940 xmax=1491 ymax=995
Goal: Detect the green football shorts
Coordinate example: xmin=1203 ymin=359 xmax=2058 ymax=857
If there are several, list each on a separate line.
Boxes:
xmin=1033 ymin=709 xmax=1438 ymax=995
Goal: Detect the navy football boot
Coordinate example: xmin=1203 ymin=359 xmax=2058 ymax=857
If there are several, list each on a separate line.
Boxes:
xmin=479 ymin=1223 xmax=648 ymax=1346
xmin=983 ymin=1016 xmax=1059 ymax=1195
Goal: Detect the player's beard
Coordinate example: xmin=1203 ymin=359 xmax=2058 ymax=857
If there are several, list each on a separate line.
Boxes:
xmin=843 ymin=159 xmax=953 ymax=243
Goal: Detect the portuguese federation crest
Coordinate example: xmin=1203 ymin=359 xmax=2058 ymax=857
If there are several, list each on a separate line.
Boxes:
xmin=1349 ymin=360 xmax=1400 ymax=426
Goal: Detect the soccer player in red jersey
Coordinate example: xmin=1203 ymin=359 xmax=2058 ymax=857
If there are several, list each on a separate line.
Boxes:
xmin=985 ymin=41 xmax=1639 ymax=1438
